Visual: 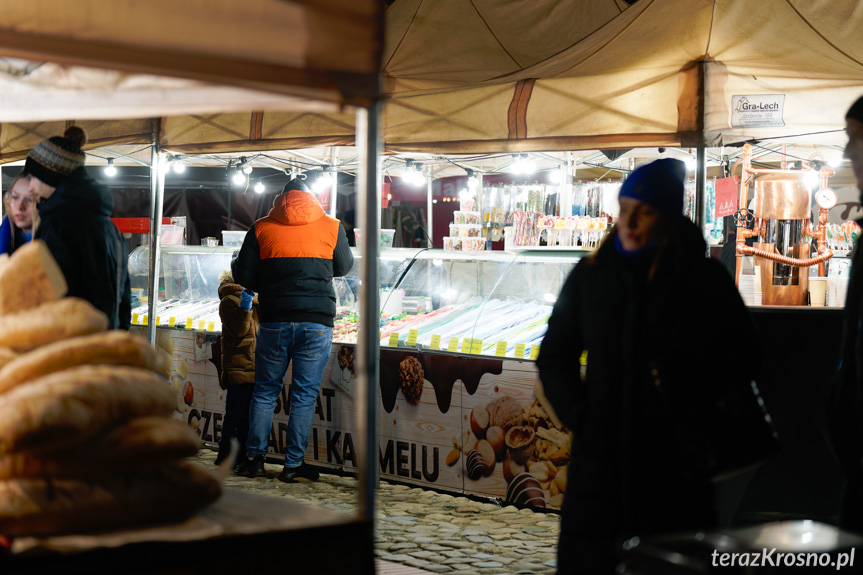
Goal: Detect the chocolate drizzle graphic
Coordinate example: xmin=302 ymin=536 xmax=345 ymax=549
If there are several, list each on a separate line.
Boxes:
xmin=379 ymin=348 xmax=503 ymax=413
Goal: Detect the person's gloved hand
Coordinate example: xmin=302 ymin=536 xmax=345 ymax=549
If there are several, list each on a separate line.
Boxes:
xmin=240 ymin=289 xmax=254 ymax=311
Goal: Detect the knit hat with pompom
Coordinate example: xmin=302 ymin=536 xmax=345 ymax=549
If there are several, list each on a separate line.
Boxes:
xmin=23 ymin=126 xmax=88 ymax=187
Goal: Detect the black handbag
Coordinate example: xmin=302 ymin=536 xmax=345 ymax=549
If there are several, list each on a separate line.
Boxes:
xmin=650 ymin=361 xmax=781 ymax=482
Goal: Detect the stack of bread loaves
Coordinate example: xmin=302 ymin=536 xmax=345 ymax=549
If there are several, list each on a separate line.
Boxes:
xmin=0 ymin=241 xmax=221 ymax=537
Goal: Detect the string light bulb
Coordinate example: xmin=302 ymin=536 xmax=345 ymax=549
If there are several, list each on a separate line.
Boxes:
xmin=467 ymin=169 xmax=479 ymax=191
xmin=411 ymin=164 xmax=426 ymax=186
xmin=684 ymin=157 xmax=697 ymax=171
xmin=254 ymin=181 xmax=265 ymax=194
xmin=104 ymin=158 xmax=117 ymax=177
xmin=231 ymin=169 xmax=246 ymax=186
xmin=521 ymin=154 xmax=535 ymax=175
xmin=402 ymin=159 xmax=415 ymax=183
xmin=172 ymin=157 xmax=186 ymax=174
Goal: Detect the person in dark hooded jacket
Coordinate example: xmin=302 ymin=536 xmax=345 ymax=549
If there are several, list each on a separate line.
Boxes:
xmin=537 ymin=159 xmax=762 ymax=574
xmin=829 ymin=95 xmax=863 ymax=531
xmin=233 ymin=178 xmax=353 ymax=482
xmin=23 ymin=126 xmax=130 ymax=330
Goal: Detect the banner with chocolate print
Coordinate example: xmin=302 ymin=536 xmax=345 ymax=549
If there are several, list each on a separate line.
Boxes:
xmin=162 ymin=329 xmax=568 ymax=511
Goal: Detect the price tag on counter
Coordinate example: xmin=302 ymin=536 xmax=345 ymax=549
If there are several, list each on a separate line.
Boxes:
xmin=132 ymin=313 xmax=139 ymax=325
xmin=514 ymin=343 xmax=526 ymax=359
xmin=529 ymin=344 xmax=541 ymax=360
xmin=495 ymin=341 xmax=507 ymax=357
xmin=169 ymin=317 xmax=176 ymax=327
xmin=447 ymin=337 xmax=459 ymax=352
xmin=470 ymin=338 xmax=483 ymax=354
xmin=430 ymin=334 xmax=441 ymax=350
xmin=388 ymin=333 xmax=400 ymax=347
xmin=461 ymin=338 xmax=472 ymax=353
xmin=197 ymin=320 xmax=206 ymax=331
xmin=406 ymin=329 xmax=418 ymax=347
xmin=207 ymin=321 xmax=216 ymax=332
xmin=155 ymin=316 xmax=161 ymax=326
xmin=185 ymin=318 xmax=193 ymax=330
xmin=580 ymin=351 xmax=588 ymax=365
xmin=142 ymin=315 xmax=148 ymax=326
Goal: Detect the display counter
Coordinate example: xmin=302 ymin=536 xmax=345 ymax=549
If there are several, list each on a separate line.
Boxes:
xmin=135 ymin=245 xmax=585 ymax=510
xmin=135 ymin=244 xmax=847 ymax=516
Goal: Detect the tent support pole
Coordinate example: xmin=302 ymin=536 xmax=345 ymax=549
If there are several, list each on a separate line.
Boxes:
xmin=696 ymin=146 xmax=707 ymax=248
xmin=562 ymin=152 xmax=574 ymax=216
xmin=147 ymin=121 xmax=165 ymax=346
xmin=329 ymin=147 xmax=339 ymax=219
xmin=426 ymin=174 xmax=433 ymax=248
xmin=356 ymin=103 xmax=381 ymax=522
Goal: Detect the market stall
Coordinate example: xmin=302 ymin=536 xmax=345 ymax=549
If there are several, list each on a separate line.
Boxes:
xmin=0 ymin=0 xmax=385 ymax=571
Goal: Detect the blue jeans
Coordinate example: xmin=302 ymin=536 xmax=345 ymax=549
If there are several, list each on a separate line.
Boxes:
xmin=246 ymin=322 xmax=333 ymax=468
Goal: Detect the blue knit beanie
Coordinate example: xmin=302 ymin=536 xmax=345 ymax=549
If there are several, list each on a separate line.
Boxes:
xmin=618 ymin=158 xmax=685 ymax=221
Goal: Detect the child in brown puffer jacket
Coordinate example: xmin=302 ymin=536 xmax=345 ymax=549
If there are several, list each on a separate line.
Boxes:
xmin=214 ymin=269 xmax=258 ymax=466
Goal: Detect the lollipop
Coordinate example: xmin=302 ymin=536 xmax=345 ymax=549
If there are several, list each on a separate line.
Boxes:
xmin=536 ymin=215 xmax=553 ymax=247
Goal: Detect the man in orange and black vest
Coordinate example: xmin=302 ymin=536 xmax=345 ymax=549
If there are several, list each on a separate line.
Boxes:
xmin=232 ymin=178 xmax=353 ymax=482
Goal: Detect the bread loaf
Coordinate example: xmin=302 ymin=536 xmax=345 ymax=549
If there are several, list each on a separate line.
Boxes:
xmin=0 ymin=331 xmax=169 ymax=395
xmin=0 ymin=347 xmax=18 ymax=370
xmin=0 ymin=461 xmax=221 ymax=536
xmin=0 ymin=297 xmax=108 ymax=351
xmin=0 ymin=241 xmax=67 ymax=314
xmin=0 ymin=365 xmax=174 ymax=453
xmin=0 ymin=417 xmax=200 ymax=479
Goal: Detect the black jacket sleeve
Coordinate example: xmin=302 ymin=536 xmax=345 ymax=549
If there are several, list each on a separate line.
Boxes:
xmin=536 ymin=265 xmax=585 ymax=432
xmin=35 ymin=219 xmax=79 ymax=295
xmin=332 ymin=223 xmax=354 ymax=278
xmin=232 ymin=224 xmax=260 ymax=292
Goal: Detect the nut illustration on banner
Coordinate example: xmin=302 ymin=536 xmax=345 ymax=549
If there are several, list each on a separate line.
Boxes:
xmin=337 ymin=346 xmax=355 ymax=378
xmin=504 ymin=425 xmax=536 ymax=465
xmin=458 ymin=390 xmax=572 ymax=510
xmin=398 ymin=355 xmax=424 ymax=406
xmin=445 ymin=448 xmax=460 ymax=467
xmin=486 ymin=395 xmax=526 ymax=429
xmin=502 ymin=452 xmax=525 ymax=484
xmin=182 ymin=381 xmax=194 ymax=407
xmin=469 ymin=406 xmax=489 ymax=439
xmin=506 ymin=472 xmax=547 ymax=508
xmin=485 ymin=425 xmax=505 ymax=460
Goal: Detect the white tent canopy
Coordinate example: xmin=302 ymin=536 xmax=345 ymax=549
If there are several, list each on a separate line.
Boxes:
xmin=0 ymin=0 xmax=860 ymax=160
xmin=382 ymin=0 xmax=863 ymax=152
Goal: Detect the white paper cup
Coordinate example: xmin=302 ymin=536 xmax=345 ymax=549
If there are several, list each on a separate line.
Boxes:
xmin=809 ymin=277 xmax=828 ymax=307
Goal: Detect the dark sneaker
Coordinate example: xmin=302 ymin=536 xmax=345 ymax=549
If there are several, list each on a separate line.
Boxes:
xmin=277 ymin=462 xmax=320 ymax=483
xmin=235 ymin=455 xmax=266 ymax=478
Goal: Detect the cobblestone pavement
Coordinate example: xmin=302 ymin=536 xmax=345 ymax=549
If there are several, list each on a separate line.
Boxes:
xmin=193 ymin=449 xmax=560 ymax=574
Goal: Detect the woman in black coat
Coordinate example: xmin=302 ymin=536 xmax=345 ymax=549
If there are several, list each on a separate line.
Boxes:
xmin=538 ymin=159 xmax=761 ymax=574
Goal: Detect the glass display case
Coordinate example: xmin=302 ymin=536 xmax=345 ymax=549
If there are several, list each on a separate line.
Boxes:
xmin=333 ymin=247 xmax=427 ymax=343
xmin=369 ymin=249 xmax=586 ymax=358
xmin=129 ymin=245 xmax=235 ymax=330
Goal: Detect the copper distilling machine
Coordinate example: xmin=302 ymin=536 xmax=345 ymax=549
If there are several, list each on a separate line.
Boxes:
xmin=734 ymin=143 xmax=836 ymax=306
